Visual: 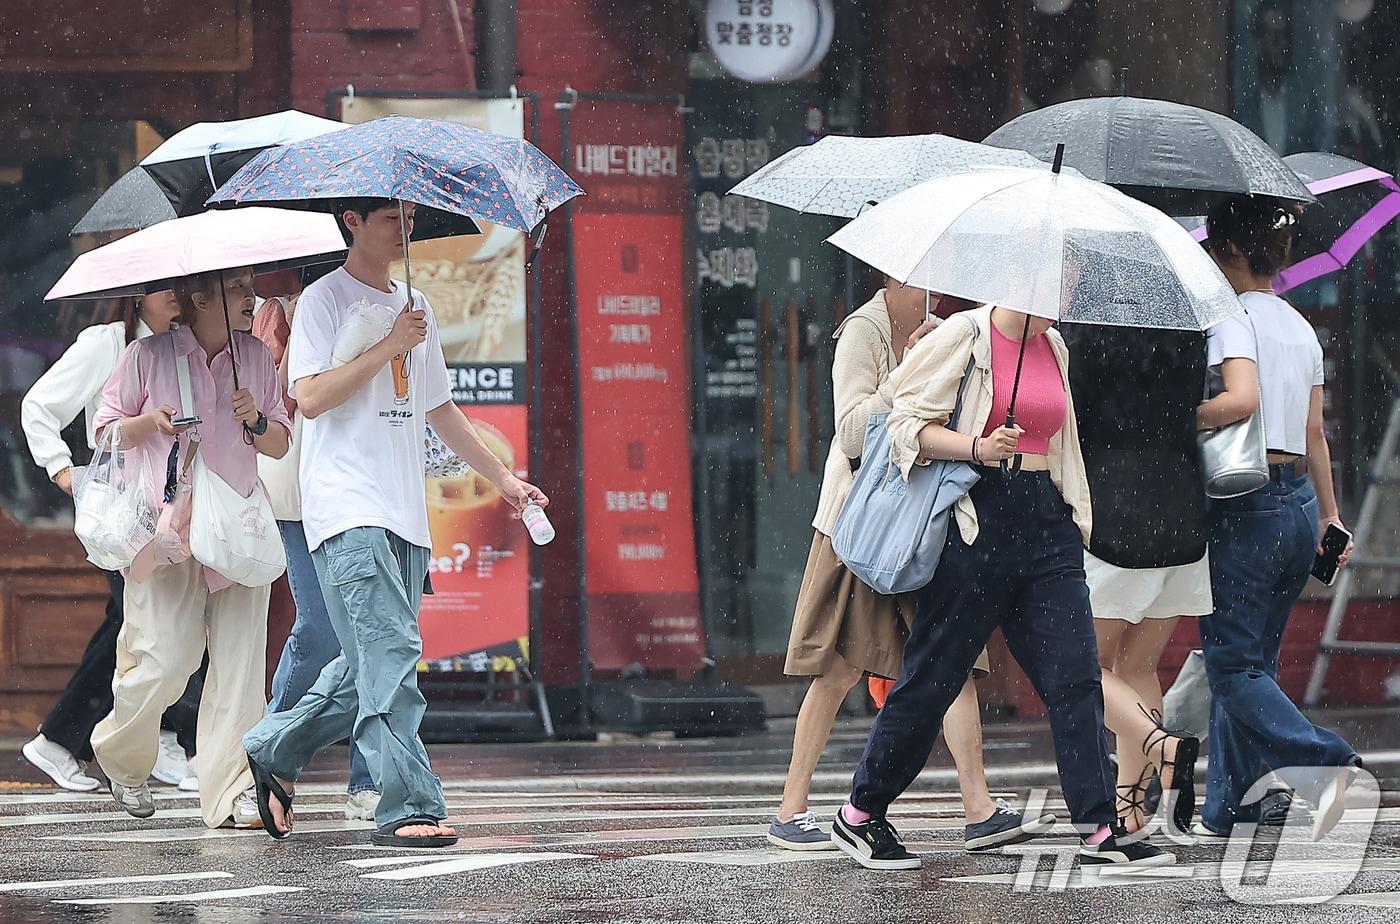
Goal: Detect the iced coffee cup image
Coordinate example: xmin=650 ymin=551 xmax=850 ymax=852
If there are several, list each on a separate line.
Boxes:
xmin=427 ymin=418 xmax=517 ymax=562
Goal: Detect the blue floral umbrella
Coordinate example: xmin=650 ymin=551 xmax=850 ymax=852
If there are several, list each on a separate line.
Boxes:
xmin=207 ymin=115 xmax=583 ymax=243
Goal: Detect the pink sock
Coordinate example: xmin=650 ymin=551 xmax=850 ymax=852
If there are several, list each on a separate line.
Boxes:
xmin=842 ymin=803 xmax=871 ymax=825
xmin=1083 ymin=824 xmax=1112 ymax=845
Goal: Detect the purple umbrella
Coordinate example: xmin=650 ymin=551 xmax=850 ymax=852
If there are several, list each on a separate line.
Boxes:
xmin=1183 ymin=153 xmax=1399 ymax=294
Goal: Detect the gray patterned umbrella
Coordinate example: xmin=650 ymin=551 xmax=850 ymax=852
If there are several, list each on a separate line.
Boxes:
xmin=984 ymin=97 xmax=1315 ymax=216
xmin=71 ymin=167 xmax=176 ymax=236
xmin=727 ymin=133 xmax=1057 ymax=218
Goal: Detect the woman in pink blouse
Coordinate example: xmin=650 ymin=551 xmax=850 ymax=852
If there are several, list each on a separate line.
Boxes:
xmin=91 ymin=266 xmax=292 ymax=828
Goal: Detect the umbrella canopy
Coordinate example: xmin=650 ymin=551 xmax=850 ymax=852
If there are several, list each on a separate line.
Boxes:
xmin=71 ymin=167 xmax=176 ymax=235
xmin=207 ymin=115 xmax=583 ymax=236
xmin=141 ymin=109 xmax=346 ymax=216
xmin=984 ymin=97 xmax=1315 ymax=216
xmin=1180 ymin=153 xmax=1400 ymax=294
xmin=727 ymin=133 xmax=1060 ymax=218
xmin=46 ymin=207 xmax=348 ymax=301
xmin=826 ymin=166 xmax=1241 ymax=331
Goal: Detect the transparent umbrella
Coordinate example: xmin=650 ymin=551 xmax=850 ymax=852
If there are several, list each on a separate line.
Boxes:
xmin=727 ymin=132 xmax=1063 ymax=218
xmin=827 ymin=157 xmax=1243 ymax=472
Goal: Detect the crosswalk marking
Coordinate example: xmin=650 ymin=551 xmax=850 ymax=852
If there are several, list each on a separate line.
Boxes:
xmin=55 ymin=885 xmax=304 ymax=905
xmin=0 ymin=871 xmax=231 ymax=892
xmin=359 ymin=852 xmax=594 ymax=880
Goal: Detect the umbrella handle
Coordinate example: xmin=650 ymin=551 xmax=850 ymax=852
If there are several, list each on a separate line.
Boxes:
xmin=998 ymin=413 xmax=1022 ymax=476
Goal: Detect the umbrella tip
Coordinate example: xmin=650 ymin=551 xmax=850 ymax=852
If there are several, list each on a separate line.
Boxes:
xmin=1052 ymin=143 xmax=1066 ymax=174
xmin=1118 ymin=68 xmax=1130 ymax=96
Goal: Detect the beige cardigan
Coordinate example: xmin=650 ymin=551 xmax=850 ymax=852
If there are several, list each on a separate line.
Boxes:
xmin=886 ymin=305 xmax=1093 ymax=547
xmin=811 ymin=290 xmax=909 ymax=536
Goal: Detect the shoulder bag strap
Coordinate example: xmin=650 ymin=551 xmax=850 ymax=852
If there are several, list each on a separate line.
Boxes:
xmin=946 ymin=315 xmax=981 ymax=432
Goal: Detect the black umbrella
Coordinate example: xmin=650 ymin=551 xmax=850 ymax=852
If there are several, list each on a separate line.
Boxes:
xmin=984 ymin=96 xmax=1315 ymax=216
xmin=70 ymin=167 xmax=177 ymax=236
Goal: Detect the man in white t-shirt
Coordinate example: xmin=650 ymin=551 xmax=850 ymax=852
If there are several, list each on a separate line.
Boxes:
xmin=242 ymin=198 xmax=547 ymax=848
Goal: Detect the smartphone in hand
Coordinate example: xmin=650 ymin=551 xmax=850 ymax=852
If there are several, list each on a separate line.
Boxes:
xmin=1312 ymin=523 xmax=1353 ymax=586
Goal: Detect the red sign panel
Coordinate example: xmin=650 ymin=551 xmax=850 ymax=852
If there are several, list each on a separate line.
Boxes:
xmin=571 ymin=98 xmax=706 ymax=671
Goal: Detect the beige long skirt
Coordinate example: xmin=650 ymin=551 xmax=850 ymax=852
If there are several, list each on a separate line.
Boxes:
xmin=783 ymin=531 xmax=990 ymax=681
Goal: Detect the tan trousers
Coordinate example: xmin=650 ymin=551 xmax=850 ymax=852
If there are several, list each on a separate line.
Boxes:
xmin=92 ymin=555 xmax=269 ymax=828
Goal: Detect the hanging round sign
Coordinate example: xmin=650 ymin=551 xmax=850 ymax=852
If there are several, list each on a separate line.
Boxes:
xmin=704 ymin=0 xmax=835 ymax=83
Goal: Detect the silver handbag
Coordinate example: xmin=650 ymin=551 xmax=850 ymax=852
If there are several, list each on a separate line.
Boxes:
xmin=1198 ymin=309 xmax=1268 ymax=499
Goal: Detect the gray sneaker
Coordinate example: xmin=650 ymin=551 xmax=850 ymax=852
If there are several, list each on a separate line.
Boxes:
xmin=965 ymin=798 xmax=1057 ymax=851
xmin=767 ymin=810 xmax=838 ymax=851
xmin=110 ymin=780 xmax=155 ymax=819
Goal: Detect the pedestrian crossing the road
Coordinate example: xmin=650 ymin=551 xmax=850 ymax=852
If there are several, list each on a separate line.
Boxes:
xmin=0 ymin=778 xmax=1398 ymax=917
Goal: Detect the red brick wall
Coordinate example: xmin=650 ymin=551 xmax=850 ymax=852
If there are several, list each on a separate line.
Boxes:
xmin=288 ymin=0 xmax=477 ymax=115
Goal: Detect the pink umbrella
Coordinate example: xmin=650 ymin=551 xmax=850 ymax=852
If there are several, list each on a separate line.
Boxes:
xmin=45 ymin=207 xmax=346 ymax=301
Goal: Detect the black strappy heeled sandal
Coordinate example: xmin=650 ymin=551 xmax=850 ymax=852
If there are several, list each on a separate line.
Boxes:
xmin=1115 ymin=765 xmax=1153 ymax=835
xmin=1139 ymin=704 xmax=1200 ymax=833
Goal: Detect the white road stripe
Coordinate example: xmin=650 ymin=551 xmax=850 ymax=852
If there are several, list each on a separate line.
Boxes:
xmin=46 ymin=820 xmax=373 ymax=843
xmin=360 ymin=852 xmax=593 ymax=880
xmin=0 ymin=872 xmax=230 ymax=892
xmin=55 ymin=885 xmax=303 ymax=905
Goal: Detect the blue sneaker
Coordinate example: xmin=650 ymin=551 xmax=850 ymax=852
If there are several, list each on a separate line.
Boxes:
xmin=767 ymin=810 xmax=838 ymax=851
xmin=964 ymin=798 xmax=1057 ymax=852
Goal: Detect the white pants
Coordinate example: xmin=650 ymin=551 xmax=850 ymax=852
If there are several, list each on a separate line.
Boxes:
xmin=92 ymin=556 xmax=269 ymax=828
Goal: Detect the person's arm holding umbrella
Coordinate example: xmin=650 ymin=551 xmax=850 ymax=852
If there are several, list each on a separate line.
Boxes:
xmin=294 ymin=306 xmax=426 ymax=419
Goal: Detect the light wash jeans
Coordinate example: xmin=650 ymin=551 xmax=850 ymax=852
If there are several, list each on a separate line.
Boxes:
xmin=269 ymin=520 xmax=374 ymax=794
xmin=244 ymin=527 xmax=446 ymax=826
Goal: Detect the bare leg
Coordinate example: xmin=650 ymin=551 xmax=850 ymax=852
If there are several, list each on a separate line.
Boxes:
xmin=1097 ymin=616 xmax=1183 ymax=832
xmin=941 ymin=674 xmax=997 ymax=825
xmin=777 ymin=655 xmax=864 ymax=821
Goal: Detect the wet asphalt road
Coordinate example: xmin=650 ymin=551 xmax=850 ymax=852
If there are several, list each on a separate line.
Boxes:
xmin=1 ymin=709 xmax=1399 ymax=923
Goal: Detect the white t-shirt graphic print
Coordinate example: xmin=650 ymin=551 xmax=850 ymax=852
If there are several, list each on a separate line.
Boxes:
xmin=289 ymin=268 xmax=453 ymax=552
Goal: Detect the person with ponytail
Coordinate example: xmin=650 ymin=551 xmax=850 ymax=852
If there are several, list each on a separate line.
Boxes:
xmin=1194 ymin=195 xmax=1362 ymax=840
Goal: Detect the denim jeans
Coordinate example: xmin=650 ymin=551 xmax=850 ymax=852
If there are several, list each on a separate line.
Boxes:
xmin=851 ymin=469 xmax=1116 ymax=828
xmin=1199 ymin=474 xmax=1358 ymax=832
xmin=244 ymin=526 xmax=446 ymax=827
xmin=269 ymin=520 xmax=374 ymax=794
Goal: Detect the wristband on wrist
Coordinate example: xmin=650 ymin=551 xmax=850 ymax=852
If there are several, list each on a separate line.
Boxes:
xmin=971 ymin=435 xmax=982 ymax=463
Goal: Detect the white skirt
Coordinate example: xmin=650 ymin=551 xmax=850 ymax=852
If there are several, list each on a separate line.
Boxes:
xmin=1084 ymin=550 xmax=1213 ymax=623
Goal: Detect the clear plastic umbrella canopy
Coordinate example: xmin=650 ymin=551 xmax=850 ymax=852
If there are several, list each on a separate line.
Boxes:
xmin=827 ymin=167 xmax=1242 ymax=331
xmin=727 ymin=133 xmax=1060 ymax=218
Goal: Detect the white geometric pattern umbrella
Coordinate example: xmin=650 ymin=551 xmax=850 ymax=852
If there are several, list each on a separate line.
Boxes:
xmin=728 ymin=133 xmax=1061 ymax=218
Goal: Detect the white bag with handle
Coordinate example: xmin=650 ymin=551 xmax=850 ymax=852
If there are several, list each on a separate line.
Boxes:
xmin=169 ymin=354 xmax=285 ymax=587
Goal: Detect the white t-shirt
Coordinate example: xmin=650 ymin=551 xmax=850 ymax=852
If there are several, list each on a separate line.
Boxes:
xmin=289 ymin=268 xmax=453 ymax=552
xmin=1206 ymin=291 xmax=1324 ymax=457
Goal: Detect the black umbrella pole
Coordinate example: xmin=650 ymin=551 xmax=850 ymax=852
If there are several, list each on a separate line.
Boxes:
xmin=1000 ymin=311 xmax=1031 ymax=475
xmin=218 ymin=275 xmax=252 ymax=444
xmin=397 ymin=202 xmax=416 ymax=387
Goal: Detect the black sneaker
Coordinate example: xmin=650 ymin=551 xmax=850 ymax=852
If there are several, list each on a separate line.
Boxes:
xmin=1079 ymin=824 xmax=1176 ymax=870
xmin=964 ymin=798 xmax=1057 ymax=852
xmin=1259 ymin=789 xmax=1314 ymax=828
xmin=832 ymin=809 xmax=921 ymax=870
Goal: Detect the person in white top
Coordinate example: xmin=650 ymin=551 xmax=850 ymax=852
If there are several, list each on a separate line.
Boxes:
xmin=1195 ymin=195 xmax=1361 ymax=840
xmin=18 ymin=292 xmax=199 ymax=794
xmin=241 ymin=198 xmax=548 ymax=848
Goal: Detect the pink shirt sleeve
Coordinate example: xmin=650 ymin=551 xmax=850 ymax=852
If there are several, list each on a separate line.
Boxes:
xmin=246 ymin=337 xmax=293 ymax=437
xmin=93 ymin=339 xmax=148 ymax=435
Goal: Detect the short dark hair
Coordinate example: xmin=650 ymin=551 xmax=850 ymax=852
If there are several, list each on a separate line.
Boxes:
xmin=330 ymin=197 xmax=397 ymax=239
xmin=1204 ymin=195 xmax=1298 ymax=277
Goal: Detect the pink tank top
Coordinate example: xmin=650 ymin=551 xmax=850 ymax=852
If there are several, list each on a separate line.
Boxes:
xmin=982 ymin=322 xmax=1066 ymax=455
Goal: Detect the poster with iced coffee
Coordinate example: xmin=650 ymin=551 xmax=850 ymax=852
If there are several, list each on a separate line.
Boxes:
xmin=342 ymin=95 xmax=532 ymax=671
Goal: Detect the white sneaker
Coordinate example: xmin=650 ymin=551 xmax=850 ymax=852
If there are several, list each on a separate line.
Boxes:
xmin=22 ymin=734 xmax=101 ymax=792
xmin=345 ymin=790 xmax=381 ymax=821
xmin=151 ymin=731 xmax=193 ymax=786
xmin=111 ymin=780 xmax=155 ymax=818
xmin=178 ymin=775 xmax=200 ymax=793
xmin=232 ymin=791 xmax=260 ymax=827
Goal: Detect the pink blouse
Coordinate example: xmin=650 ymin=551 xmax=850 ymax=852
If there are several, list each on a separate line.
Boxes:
xmin=95 ymin=326 xmax=291 ymax=592
xmin=982 ymin=322 xmax=1066 ymax=456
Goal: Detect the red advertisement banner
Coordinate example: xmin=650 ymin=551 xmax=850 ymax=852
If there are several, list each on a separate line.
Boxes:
xmin=571 ymin=99 xmax=706 ymax=671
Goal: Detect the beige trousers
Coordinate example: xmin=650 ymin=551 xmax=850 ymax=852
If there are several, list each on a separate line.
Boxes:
xmin=92 ymin=555 xmax=269 ymax=828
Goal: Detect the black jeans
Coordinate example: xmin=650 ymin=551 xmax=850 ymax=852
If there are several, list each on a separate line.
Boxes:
xmin=40 ymin=570 xmax=203 ymax=760
xmin=851 ymin=468 xmax=1115 ymax=828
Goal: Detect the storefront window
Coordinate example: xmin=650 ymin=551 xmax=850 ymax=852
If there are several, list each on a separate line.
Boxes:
xmin=0 ymin=120 xmax=149 ymax=528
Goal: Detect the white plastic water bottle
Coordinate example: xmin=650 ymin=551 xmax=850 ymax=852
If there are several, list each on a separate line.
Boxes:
xmin=522 ymin=502 xmax=555 ymax=545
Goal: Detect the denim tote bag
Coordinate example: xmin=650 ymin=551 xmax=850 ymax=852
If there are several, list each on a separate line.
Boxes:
xmin=832 ymin=330 xmax=980 ymax=595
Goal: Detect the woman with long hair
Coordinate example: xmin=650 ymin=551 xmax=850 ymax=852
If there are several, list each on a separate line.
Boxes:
xmin=1193 ymin=196 xmax=1361 ymax=840
xmin=772 ymin=283 xmax=1046 ymax=854
xmin=19 ymin=291 xmax=199 ymax=793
